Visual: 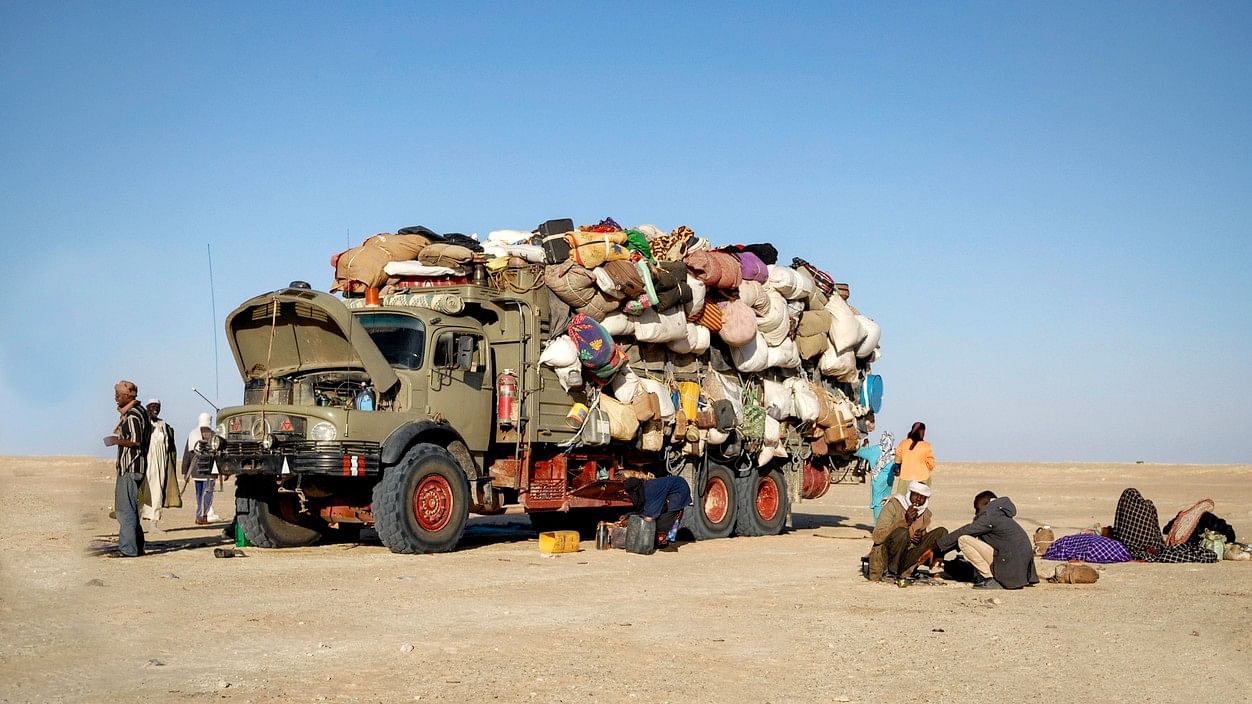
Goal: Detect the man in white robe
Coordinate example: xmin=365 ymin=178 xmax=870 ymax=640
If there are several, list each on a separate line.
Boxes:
xmin=141 ymin=399 xmax=181 ymax=528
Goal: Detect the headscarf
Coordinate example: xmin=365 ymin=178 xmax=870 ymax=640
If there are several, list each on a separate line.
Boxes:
xmin=869 ymin=431 xmax=895 ymax=479
xmin=893 ymin=480 xmax=932 ymax=515
xmin=186 ymin=412 xmax=214 ymax=452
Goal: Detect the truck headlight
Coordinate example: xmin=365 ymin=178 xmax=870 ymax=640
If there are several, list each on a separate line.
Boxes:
xmin=217 ymin=422 xmax=226 ymax=436
xmin=310 ymin=421 xmax=337 ymax=441
xmin=261 ymin=435 xmax=275 ymax=450
xmin=209 ymin=434 xmax=225 ymax=452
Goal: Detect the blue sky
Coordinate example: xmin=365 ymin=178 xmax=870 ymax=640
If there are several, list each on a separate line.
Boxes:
xmin=1 ymin=2 xmax=1249 ymax=462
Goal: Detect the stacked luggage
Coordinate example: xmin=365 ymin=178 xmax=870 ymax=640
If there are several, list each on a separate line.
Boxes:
xmin=330 ymin=217 xmax=884 ymax=465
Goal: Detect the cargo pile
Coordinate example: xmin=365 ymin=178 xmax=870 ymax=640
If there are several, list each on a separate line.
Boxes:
xmin=330 ymin=218 xmax=883 ymax=466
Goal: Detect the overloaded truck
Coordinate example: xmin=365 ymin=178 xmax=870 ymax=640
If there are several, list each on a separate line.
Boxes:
xmin=196 ymin=221 xmax=884 ymax=553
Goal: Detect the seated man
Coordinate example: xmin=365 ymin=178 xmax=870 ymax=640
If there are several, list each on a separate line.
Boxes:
xmin=936 ymin=490 xmax=1038 ymax=590
xmin=624 ymin=475 xmax=692 ymax=547
xmin=866 ymin=481 xmax=947 ymax=582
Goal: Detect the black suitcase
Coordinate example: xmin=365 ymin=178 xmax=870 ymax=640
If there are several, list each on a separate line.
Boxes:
xmin=537 ymin=218 xmax=574 ymax=237
xmin=625 ymin=514 xmax=656 ymax=555
xmin=541 ymin=233 xmax=571 ymax=265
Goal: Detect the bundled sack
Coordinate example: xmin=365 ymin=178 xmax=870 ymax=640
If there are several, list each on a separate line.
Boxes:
xmin=765 ymin=337 xmax=801 ymax=369
xmin=648 ymin=226 xmax=694 ymax=262
xmin=539 ymin=336 xmax=579 ymax=369
xmin=819 ymin=342 xmax=858 ymax=381
xmin=668 ymin=323 xmax=711 ymax=355
xmin=855 ymin=315 xmax=882 ymax=359
xmin=792 ymin=257 xmax=836 ymax=297
xmin=738 ymin=280 xmax=768 ymax=314
xmin=601 ymin=260 xmax=647 ymax=299
xmin=634 ymin=308 xmax=687 ymax=344
xmin=1047 ymin=563 xmax=1100 ymax=584
xmin=610 ymin=369 xmax=643 ymax=402
xmin=718 ymin=301 xmax=758 ymax=347
xmin=730 ymin=333 xmax=769 ymax=373
xmin=598 ymin=394 xmax=639 ymax=441
xmin=720 ymin=243 xmax=779 ymax=266
xmin=766 ymin=264 xmax=813 ymax=301
xmin=685 ymin=251 xmax=742 ymax=290
xmin=418 ymin=243 xmax=476 ymax=268
xmin=576 ymin=291 xmax=621 ymax=322
xmin=650 ymin=261 xmax=692 ymax=311
xmin=757 ymin=290 xmax=791 ymax=346
xmin=693 ymin=302 xmax=723 ymax=332
xmin=824 ymin=295 xmax=865 ymax=354
xmin=788 ymin=378 xmax=821 ymax=423
xmin=763 ymin=379 xmax=794 ymax=421
xmin=567 ymin=229 xmax=628 ymax=248
xmin=570 ymin=240 xmax=631 ymax=269
xmin=734 ymin=251 xmax=769 ymax=283
xmin=546 ymin=261 xmax=599 ymax=308
xmin=568 ymin=313 xmax=619 ymax=369
xmin=600 ymin=313 xmax=636 ymax=336
xmin=684 ymin=275 xmax=707 ymax=318
xmin=639 ymin=377 xmax=677 ymax=419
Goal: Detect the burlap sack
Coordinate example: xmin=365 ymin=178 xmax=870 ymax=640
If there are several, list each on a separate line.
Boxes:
xmin=418 ymin=243 xmax=475 ymax=268
xmin=599 ymin=394 xmax=639 ymax=441
xmin=1048 ymin=563 xmax=1100 ymax=584
xmin=546 ymin=261 xmax=598 ymax=308
xmin=1033 ymin=527 xmax=1056 ymax=556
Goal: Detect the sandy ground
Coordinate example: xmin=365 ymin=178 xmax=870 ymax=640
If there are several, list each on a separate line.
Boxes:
xmin=1 ymin=457 xmax=1250 ymax=704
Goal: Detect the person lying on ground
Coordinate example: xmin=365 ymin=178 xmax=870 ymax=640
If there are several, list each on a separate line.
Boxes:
xmin=866 ymin=481 xmax=946 ymax=582
xmin=624 ymin=475 xmax=692 ymax=548
xmin=1110 ymin=488 xmax=1220 ymax=563
xmin=936 ymin=491 xmax=1039 ymax=590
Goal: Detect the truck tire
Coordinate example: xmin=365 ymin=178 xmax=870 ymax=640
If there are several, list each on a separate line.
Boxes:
xmin=238 ymin=495 xmax=323 ymax=548
xmin=683 ymin=463 xmax=737 ymax=540
xmin=734 ymin=467 xmax=789 ymax=537
xmin=372 ymin=443 xmax=469 ymax=554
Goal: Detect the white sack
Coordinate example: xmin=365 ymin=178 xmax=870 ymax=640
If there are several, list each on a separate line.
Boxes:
xmin=819 ymin=342 xmax=858 ymax=379
xmin=766 ymin=338 xmax=801 ymax=369
xmin=758 ymin=290 xmax=790 ymax=346
xmin=764 ymin=379 xmax=794 ymax=421
xmin=600 ymin=313 xmax=635 ymax=336
xmin=487 ymin=229 xmax=534 ymax=245
xmin=824 ymin=295 xmax=864 ymax=354
xmin=684 ymin=275 xmax=707 ymax=318
xmin=609 ymin=369 xmax=642 ymax=401
xmin=738 ymin=280 xmax=768 ymax=313
xmin=640 ymin=377 xmax=677 ymax=419
xmin=539 ymin=335 xmax=579 ymax=369
xmin=854 ymin=315 xmax=881 ymax=359
xmin=788 ymin=377 xmax=821 ymax=423
xmin=383 ymin=261 xmax=467 ymax=277
xmin=730 ymin=333 xmax=770 ymax=373
xmin=634 ymin=308 xmax=687 ymax=343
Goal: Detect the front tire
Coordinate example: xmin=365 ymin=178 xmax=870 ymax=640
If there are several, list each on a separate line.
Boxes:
xmin=683 ymin=463 xmax=737 ymax=540
xmin=237 ymin=494 xmax=323 ymax=548
xmin=734 ymin=466 xmax=789 ymax=537
xmin=372 ymin=443 xmax=469 ymax=554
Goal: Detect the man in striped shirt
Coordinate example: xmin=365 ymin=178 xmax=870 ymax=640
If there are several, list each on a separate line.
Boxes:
xmin=104 ymin=380 xmax=151 ymax=557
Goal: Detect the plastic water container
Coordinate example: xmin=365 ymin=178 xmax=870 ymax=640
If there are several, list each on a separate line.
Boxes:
xmin=538 ymin=530 xmax=580 ymax=554
xmin=355 ymin=385 xmax=376 ymax=411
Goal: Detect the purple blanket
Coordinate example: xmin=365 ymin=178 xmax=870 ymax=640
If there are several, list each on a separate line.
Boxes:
xmin=1043 ymin=533 xmax=1133 ymax=563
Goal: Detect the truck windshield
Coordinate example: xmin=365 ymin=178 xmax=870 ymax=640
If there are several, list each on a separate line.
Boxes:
xmin=356 ymin=313 xmax=425 ymax=370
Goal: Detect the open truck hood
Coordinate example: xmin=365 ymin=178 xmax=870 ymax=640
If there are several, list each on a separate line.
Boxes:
xmin=226 ymin=287 xmax=399 ymax=392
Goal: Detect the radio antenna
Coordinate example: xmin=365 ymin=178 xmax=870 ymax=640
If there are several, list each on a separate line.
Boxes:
xmin=207 ymin=243 xmax=221 ymax=404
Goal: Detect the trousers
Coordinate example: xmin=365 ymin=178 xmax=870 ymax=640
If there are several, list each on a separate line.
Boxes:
xmin=115 ymin=473 xmax=145 ymax=557
xmin=868 ymin=526 xmax=949 ymax=580
xmin=958 ymin=535 xmax=996 ymax=579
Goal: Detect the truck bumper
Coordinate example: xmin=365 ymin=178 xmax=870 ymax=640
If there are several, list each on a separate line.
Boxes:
xmin=196 ymin=441 xmax=382 ymax=478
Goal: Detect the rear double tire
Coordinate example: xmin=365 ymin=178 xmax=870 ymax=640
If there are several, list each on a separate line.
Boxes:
xmin=734 ymin=466 xmax=789 ymax=537
xmin=683 ymin=463 xmax=738 ymax=540
xmin=372 ymin=443 xmax=469 ymax=554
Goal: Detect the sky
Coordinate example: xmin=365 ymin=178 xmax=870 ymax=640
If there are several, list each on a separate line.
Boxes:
xmin=1 ymin=2 xmax=1249 ymax=462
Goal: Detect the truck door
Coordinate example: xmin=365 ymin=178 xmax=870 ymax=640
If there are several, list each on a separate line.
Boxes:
xmin=427 ymin=326 xmax=492 ymax=451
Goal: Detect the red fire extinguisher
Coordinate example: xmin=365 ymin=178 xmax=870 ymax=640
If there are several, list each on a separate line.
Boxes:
xmin=496 ymin=369 xmax=517 ymax=428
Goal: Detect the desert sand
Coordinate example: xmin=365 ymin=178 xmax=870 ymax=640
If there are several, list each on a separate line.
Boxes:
xmin=1 ymin=457 xmax=1249 ymax=704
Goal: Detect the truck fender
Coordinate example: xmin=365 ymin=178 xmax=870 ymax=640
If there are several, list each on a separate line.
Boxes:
xmin=380 ymin=421 xmax=474 ymax=477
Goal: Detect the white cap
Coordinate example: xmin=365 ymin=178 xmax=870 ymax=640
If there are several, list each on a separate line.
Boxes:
xmin=907 ymin=480 xmax=932 ymax=498
xmin=146 ymin=398 xmax=160 ymax=405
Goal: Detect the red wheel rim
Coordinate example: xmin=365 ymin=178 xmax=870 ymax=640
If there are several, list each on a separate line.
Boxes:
xmin=413 ymin=475 xmax=453 ymax=532
xmin=704 ymin=476 xmax=729 ymax=524
xmin=755 ymin=475 xmax=780 ymax=522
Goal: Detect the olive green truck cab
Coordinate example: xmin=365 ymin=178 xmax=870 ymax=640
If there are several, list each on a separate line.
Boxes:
xmin=198 ymin=282 xmax=863 ymax=553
